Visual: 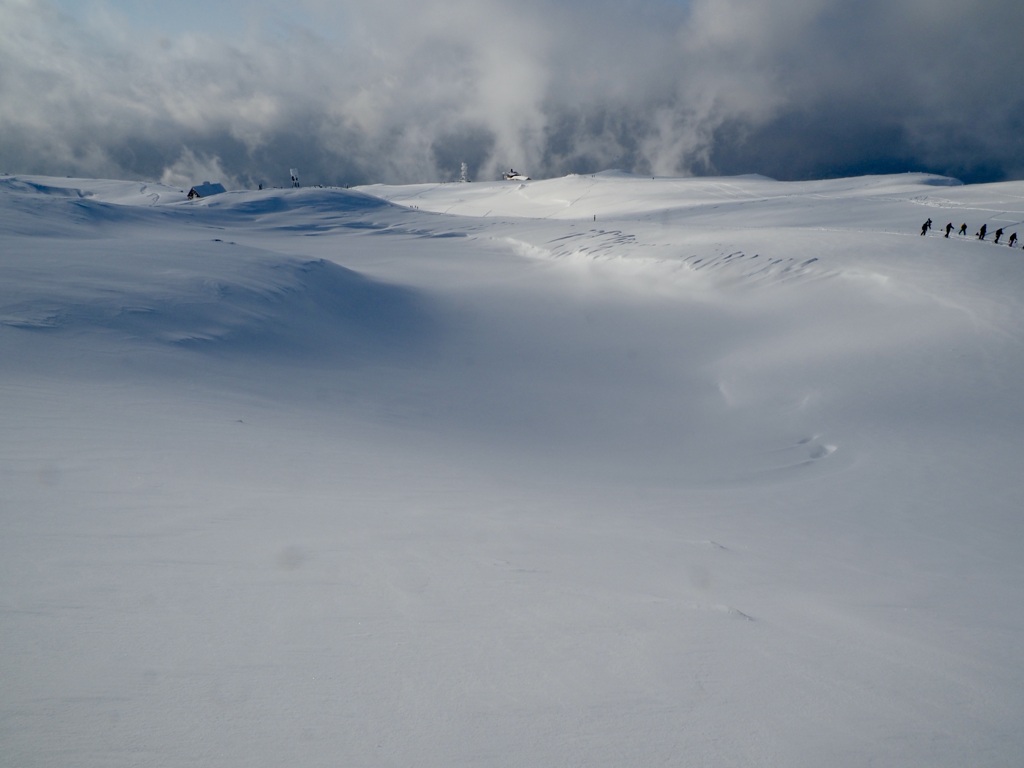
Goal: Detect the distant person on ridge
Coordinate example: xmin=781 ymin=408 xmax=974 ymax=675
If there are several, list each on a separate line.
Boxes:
xmin=994 ymin=228 xmax=1004 ymax=244
xmin=944 ymin=222 xmax=954 ymax=238
xmin=959 ymin=223 xmax=968 ymax=236
xmin=921 ymin=218 xmax=932 ymax=235
xmin=1009 ymin=232 xmax=1018 ymax=247
xmin=978 ymin=224 xmax=988 ymax=240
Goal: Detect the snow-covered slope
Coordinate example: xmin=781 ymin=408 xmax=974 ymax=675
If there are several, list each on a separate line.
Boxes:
xmin=3 ymin=171 xmax=1024 ymax=767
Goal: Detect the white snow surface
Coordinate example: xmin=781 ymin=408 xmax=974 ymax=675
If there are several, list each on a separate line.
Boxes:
xmin=3 ymin=170 xmax=1024 ymax=766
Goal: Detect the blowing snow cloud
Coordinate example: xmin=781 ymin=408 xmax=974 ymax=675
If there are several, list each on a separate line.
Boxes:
xmin=2 ymin=0 xmax=1023 ymax=186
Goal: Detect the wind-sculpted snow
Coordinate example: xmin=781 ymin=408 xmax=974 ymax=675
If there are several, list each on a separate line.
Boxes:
xmin=201 ymin=186 xmax=397 ymax=217
xmin=0 ymin=240 xmax=430 ymax=359
xmin=0 ymin=175 xmax=189 ymax=205
xmin=1 ymin=188 xmax=136 ymax=238
xmin=3 ymin=172 xmax=1024 ymax=768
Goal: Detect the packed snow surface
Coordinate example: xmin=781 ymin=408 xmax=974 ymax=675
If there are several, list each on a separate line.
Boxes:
xmin=3 ymin=171 xmax=1024 ymax=766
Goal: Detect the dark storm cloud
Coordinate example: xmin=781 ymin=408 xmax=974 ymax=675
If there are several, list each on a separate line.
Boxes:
xmin=2 ymin=0 xmax=1022 ymax=186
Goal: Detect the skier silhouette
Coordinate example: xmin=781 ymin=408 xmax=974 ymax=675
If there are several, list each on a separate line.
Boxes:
xmin=959 ymin=223 xmax=967 ymax=236
xmin=978 ymin=224 xmax=988 ymax=240
xmin=920 ymin=218 xmax=932 ymax=235
xmin=994 ymin=228 xmax=1004 ymax=244
xmin=1009 ymin=232 xmax=1018 ymax=248
xmin=944 ymin=222 xmax=954 ymax=238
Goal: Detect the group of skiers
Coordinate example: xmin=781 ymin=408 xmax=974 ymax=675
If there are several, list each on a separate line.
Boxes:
xmin=920 ymin=218 xmax=1019 ymax=247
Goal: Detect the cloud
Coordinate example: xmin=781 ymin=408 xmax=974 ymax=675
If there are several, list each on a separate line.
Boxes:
xmin=2 ymin=0 xmax=1022 ymax=185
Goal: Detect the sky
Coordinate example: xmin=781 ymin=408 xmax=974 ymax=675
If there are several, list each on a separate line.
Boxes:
xmin=2 ymin=0 xmax=1023 ymax=187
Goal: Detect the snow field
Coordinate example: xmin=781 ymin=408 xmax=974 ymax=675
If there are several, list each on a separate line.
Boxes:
xmin=2 ymin=171 xmax=1024 ymax=766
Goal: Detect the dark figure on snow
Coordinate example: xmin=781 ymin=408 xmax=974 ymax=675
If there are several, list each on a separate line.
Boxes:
xmin=959 ymin=223 xmax=968 ymax=236
xmin=1009 ymin=232 xmax=1018 ymax=248
xmin=921 ymin=218 xmax=932 ymax=235
xmin=944 ymin=222 xmax=954 ymax=238
xmin=995 ymin=228 xmax=1004 ymax=244
xmin=978 ymin=224 xmax=988 ymax=240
